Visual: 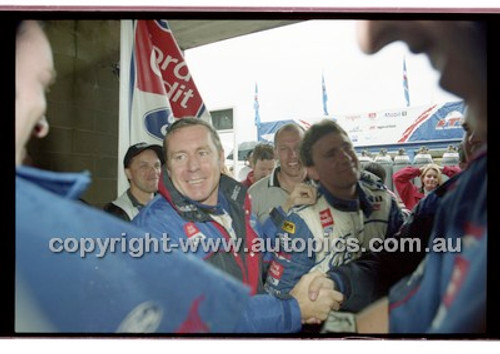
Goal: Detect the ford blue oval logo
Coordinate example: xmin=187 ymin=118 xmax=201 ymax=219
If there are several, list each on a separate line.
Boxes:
xmin=143 ymin=108 xmax=174 ymax=140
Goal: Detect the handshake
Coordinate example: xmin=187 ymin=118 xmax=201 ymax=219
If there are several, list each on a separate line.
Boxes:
xmin=289 ymin=270 xmax=344 ymax=325
xmin=289 ymin=270 xmax=387 ymax=333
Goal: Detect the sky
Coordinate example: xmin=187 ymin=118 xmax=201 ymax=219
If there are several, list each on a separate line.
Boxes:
xmin=184 ymin=20 xmax=460 ymax=149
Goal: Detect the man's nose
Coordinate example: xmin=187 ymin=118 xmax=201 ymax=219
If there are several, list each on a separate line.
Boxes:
xmin=187 ymin=156 xmax=201 ymax=171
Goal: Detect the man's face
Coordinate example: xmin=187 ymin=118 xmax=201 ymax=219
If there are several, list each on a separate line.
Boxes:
xmin=166 ymin=125 xmax=224 ymax=206
xmin=275 ymin=128 xmax=304 ymax=178
xmin=125 ymin=149 xmax=162 ymax=194
xmin=16 ymin=21 xmax=55 ymax=165
xmin=307 ymin=132 xmax=360 ymax=196
xmin=252 ymin=158 xmax=275 ymax=182
xmin=357 ymin=21 xmax=486 ymax=139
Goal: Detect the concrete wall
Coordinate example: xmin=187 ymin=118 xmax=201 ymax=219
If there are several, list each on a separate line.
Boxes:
xmin=28 ymin=20 xmax=121 ymax=208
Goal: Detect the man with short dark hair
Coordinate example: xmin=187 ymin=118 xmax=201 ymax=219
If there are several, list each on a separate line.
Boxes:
xmin=241 ymin=142 xmax=275 ymax=188
xmin=265 ymin=120 xmax=404 ymax=303
xmin=104 ymin=142 xmax=164 ymax=221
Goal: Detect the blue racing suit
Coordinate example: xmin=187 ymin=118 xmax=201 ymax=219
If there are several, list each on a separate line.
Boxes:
xmin=264 ymin=171 xmax=404 ymax=299
xmin=388 ymin=147 xmax=487 ymax=333
xmin=133 ymin=170 xmax=302 ymax=333
xmin=16 ymin=166 xmax=250 ymax=333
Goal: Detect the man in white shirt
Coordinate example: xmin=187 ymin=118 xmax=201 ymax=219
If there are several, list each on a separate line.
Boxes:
xmin=103 ymin=142 xmax=164 ymax=221
xmin=249 ymin=123 xmax=316 ymax=228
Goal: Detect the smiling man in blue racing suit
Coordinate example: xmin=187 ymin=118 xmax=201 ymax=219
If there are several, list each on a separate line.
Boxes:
xmin=133 ymin=118 xmax=342 ymax=332
xmin=264 ymin=120 xmax=404 ymax=300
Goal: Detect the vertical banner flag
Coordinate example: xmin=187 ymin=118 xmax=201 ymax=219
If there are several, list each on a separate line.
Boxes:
xmin=119 ymin=20 xmax=212 ymax=192
xmin=254 ymin=83 xmax=261 ymax=139
xmin=322 ymin=73 xmax=329 ymax=116
xmin=403 ymin=56 xmax=410 ymax=107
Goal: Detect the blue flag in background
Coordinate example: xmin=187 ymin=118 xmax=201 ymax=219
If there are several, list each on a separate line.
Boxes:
xmin=254 ymin=83 xmax=261 ymax=140
xmin=403 ymin=57 xmax=410 ymax=107
xmin=322 ymin=74 xmax=329 ymax=116
xmin=254 ymin=83 xmax=260 ymax=127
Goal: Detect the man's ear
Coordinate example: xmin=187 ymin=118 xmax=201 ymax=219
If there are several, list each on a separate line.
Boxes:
xmin=306 ymin=166 xmax=319 ymax=181
xmin=218 ymin=150 xmax=225 ymax=170
xmin=125 ymin=168 xmax=132 ymax=180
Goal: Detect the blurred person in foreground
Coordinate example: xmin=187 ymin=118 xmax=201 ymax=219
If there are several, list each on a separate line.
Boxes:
xmin=353 ymin=21 xmax=487 ymax=334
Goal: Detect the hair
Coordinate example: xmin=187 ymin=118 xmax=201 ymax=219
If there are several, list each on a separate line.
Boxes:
xmin=420 ymin=163 xmax=443 ymax=191
xmin=163 ymin=118 xmax=223 ymax=159
xmin=300 ymin=119 xmax=349 ymax=167
xmin=251 ymin=143 xmax=274 ymax=164
xmin=363 ymin=162 xmax=386 ymax=181
xmin=273 ymin=123 xmax=305 ymax=147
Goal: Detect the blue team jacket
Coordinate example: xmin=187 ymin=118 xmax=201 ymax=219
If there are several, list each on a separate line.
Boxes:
xmin=15 ymin=165 xmax=251 ymax=333
xmin=389 ymin=147 xmax=487 ymax=333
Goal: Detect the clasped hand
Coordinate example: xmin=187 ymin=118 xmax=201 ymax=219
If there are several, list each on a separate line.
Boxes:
xmin=290 ymin=270 xmax=344 ymax=324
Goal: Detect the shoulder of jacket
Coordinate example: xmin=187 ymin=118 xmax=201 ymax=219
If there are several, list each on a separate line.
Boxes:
xmin=137 ymin=194 xmax=170 ymax=217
